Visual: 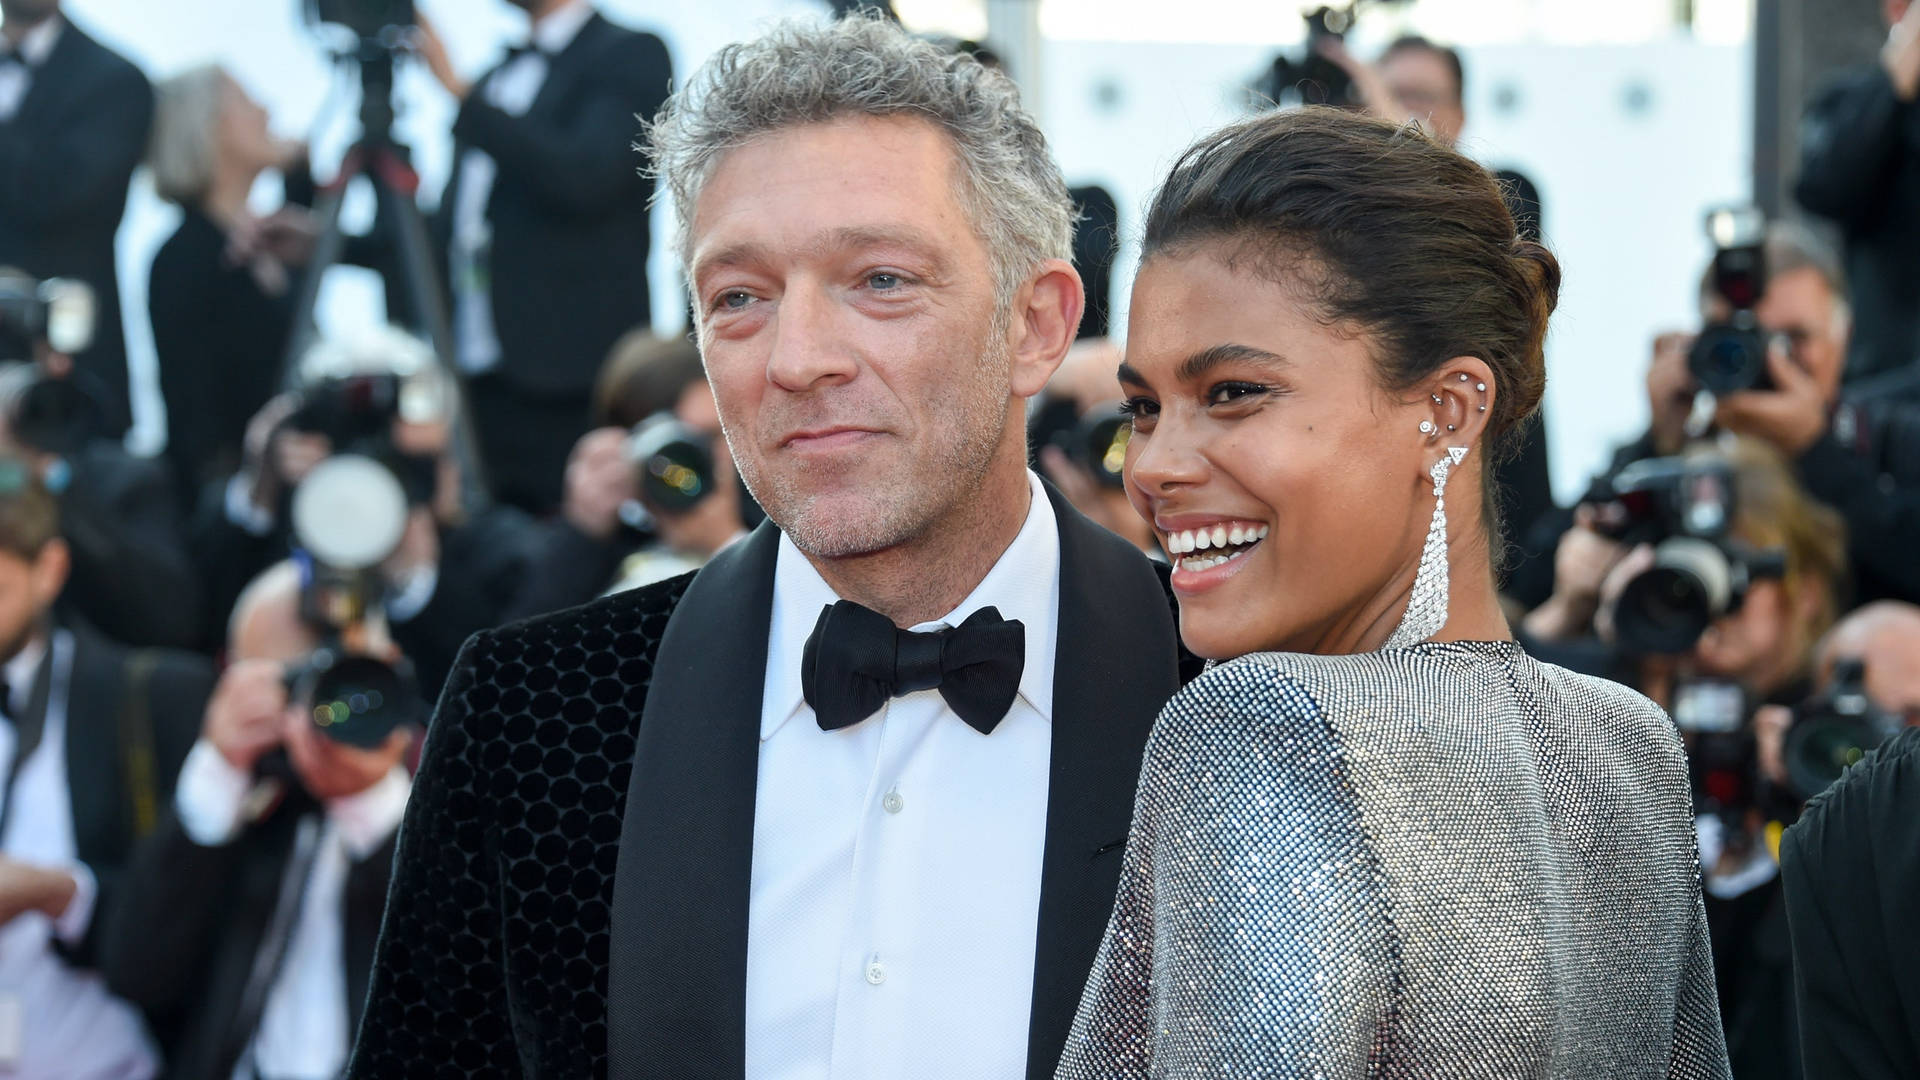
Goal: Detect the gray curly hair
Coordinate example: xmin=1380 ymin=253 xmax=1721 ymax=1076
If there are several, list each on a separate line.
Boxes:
xmin=645 ymin=13 xmax=1074 ymax=309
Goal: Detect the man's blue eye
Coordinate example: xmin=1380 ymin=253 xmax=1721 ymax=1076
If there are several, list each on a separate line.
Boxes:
xmin=869 ymin=273 xmax=902 ymax=290
xmin=720 ymin=291 xmax=753 ymax=310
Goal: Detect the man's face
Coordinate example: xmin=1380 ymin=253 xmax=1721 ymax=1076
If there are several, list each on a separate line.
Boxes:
xmin=0 ymin=545 xmax=57 ymax=664
xmin=1704 ymin=266 xmax=1848 ymax=399
xmin=1754 ymin=266 xmax=1847 ymax=401
xmin=1380 ymin=48 xmax=1464 ymax=146
xmin=689 ymin=114 xmax=1015 ymax=559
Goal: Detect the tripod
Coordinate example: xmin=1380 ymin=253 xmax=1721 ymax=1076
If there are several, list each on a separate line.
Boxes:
xmin=280 ymin=33 xmax=490 ymax=501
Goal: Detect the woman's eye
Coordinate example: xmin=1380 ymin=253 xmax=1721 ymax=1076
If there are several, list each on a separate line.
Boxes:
xmin=1117 ymin=396 xmax=1158 ymax=419
xmin=1207 ymin=382 xmax=1270 ymax=406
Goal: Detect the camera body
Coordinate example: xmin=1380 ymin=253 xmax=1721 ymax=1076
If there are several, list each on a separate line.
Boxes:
xmin=1782 ymin=658 xmax=1903 ymax=801
xmin=1688 ymin=206 xmax=1774 ymax=396
xmin=0 ymin=274 xmax=95 ymax=363
xmin=305 ymin=0 xmax=414 ymax=39
xmin=1258 ymin=5 xmax=1360 ymax=108
xmin=1029 ymin=398 xmax=1132 ymax=490
xmin=284 ymin=371 xmax=442 ymax=507
xmin=1586 ymin=455 xmax=1785 ymax=653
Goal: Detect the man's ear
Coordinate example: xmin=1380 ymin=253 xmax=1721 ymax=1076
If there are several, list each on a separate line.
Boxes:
xmin=1007 ymin=259 xmax=1085 ymax=400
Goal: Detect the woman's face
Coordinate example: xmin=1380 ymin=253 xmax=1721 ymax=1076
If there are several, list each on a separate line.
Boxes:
xmin=1120 ymin=250 xmax=1467 ymax=660
xmin=217 ymin=75 xmax=277 ymax=171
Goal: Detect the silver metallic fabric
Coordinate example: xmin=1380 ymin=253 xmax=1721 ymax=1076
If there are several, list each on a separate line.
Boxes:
xmin=1057 ymin=641 xmax=1731 ymax=1078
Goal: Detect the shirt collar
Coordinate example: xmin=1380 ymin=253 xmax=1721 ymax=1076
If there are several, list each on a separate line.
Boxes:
xmin=529 ymin=0 xmax=592 ymax=56
xmin=3 ymin=631 xmax=46 ymax=715
xmin=6 ymin=15 xmax=62 ymax=66
xmin=761 ymin=470 xmax=1061 ymax=740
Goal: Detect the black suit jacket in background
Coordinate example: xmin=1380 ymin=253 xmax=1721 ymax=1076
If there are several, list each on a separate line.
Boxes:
xmin=103 ymin=782 xmax=399 ymax=1080
xmin=0 ymin=17 xmax=151 ymax=433
xmin=1780 ymin=725 xmax=1920 ymax=1080
xmin=351 ymin=485 xmax=1190 ymax=1079
xmin=432 ymin=13 xmax=672 ymax=398
xmin=49 ymin=623 xmax=210 ymax=968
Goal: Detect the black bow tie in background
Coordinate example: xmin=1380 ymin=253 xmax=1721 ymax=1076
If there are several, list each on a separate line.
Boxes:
xmin=802 ymin=600 xmax=1025 ymax=735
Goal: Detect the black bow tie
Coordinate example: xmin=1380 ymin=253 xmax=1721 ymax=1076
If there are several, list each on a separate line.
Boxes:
xmin=802 ymin=600 xmax=1025 ymax=735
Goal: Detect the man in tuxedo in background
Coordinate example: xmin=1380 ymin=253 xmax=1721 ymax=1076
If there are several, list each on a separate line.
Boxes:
xmin=0 ymin=455 xmax=211 ymax=1079
xmin=104 ymin=561 xmax=414 ymax=1080
xmin=354 ymin=15 xmax=1188 ymax=1079
xmin=413 ymin=0 xmax=672 ymax=515
xmin=0 ymin=0 xmax=151 ymax=436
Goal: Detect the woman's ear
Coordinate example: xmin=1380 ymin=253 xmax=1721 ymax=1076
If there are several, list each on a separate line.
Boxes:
xmin=1412 ymin=357 xmax=1499 ymax=467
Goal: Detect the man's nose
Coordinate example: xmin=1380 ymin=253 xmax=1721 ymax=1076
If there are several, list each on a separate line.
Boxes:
xmin=765 ymin=285 xmax=859 ymax=392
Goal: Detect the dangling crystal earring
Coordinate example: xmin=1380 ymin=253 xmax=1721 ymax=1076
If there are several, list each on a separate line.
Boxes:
xmin=1384 ymin=446 xmax=1468 ymax=649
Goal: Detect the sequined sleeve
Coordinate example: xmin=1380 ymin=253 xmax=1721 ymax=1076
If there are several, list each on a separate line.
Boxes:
xmin=1671 ymin=858 xmax=1734 ymax=1078
xmin=1056 ymin=660 xmax=1400 ymax=1078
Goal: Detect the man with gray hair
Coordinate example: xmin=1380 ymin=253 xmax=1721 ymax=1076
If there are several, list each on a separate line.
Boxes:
xmin=351 ymin=14 xmax=1186 ymax=1080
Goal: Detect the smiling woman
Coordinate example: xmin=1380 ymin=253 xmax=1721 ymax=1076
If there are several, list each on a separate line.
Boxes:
xmin=1057 ymin=108 xmax=1733 ymax=1078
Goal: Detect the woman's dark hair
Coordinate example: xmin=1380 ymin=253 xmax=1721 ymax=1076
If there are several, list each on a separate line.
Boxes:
xmin=1141 ymin=107 xmax=1561 ymax=536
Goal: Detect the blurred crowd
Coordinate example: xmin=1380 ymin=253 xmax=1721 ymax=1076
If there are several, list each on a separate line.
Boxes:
xmin=0 ymin=0 xmax=1916 ymax=1077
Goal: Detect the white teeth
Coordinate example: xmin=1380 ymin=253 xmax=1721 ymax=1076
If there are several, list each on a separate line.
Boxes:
xmin=1257 ymin=524 xmax=1269 ymax=540
xmin=1167 ymin=523 xmax=1271 ymax=559
xmin=1194 ymin=529 xmax=1212 ymax=550
xmin=1212 ymin=525 xmax=1228 ymax=548
xmin=1229 ymin=525 xmax=1245 ymax=545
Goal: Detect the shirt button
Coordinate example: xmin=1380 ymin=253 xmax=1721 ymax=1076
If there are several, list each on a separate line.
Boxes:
xmin=865 ymin=958 xmax=887 ymax=986
xmin=881 ymin=788 xmax=904 ymax=814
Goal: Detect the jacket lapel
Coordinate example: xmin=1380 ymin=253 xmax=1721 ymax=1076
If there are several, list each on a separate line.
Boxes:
xmin=1024 ymin=484 xmax=1181 ymax=1079
xmin=606 ymin=523 xmax=779 ymax=1080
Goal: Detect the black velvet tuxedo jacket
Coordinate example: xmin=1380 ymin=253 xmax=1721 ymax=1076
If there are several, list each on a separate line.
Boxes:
xmin=351 ymin=487 xmax=1188 ymax=1079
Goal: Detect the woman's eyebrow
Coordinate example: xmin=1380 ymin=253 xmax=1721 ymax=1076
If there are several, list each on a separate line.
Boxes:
xmin=1175 ymin=343 xmax=1291 ymax=382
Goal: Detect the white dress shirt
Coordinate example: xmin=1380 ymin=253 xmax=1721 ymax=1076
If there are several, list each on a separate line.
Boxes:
xmin=746 ymin=471 xmax=1060 ymax=1080
xmin=449 ymin=0 xmax=593 ymax=375
xmin=0 ymin=630 xmax=160 ymax=1080
xmin=0 ymin=16 xmax=60 ymax=122
xmin=173 ymin=740 xmax=411 ymax=1080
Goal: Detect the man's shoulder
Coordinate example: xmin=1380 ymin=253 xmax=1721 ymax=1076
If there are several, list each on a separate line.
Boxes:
xmin=1794 ymin=726 xmax=1920 ymax=856
xmin=51 ymin=18 xmax=151 ymax=94
xmin=468 ymin=571 xmax=697 ymax=672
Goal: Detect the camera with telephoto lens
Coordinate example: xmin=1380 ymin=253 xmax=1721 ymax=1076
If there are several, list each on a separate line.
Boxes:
xmin=1688 ymin=206 xmax=1777 ymax=396
xmin=0 ymin=273 xmax=95 ymax=363
xmin=1584 ymin=455 xmax=1786 ymax=654
xmin=1781 ymin=658 xmax=1902 ymax=801
xmin=304 ymin=0 xmax=414 ymax=39
xmin=1029 ymin=397 xmax=1131 ymax=490
xmin=284 ymin=453 xmax=423 ymax=747
xmin=626 ymin=413 xmax=717 ymax=514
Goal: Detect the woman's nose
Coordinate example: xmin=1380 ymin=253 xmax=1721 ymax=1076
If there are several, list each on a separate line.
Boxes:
xmin=1126 ymin=415 xmax=1209 ymax=494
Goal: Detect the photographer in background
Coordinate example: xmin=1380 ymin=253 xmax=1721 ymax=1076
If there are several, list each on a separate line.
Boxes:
xmin=0 ymin=0 xmax=151 ymax=435
xmin=0 ymin=268 xmax=204 ymax=651
xmin=147 ymin=64 xmax=315 ymax=507
xmin=104 ymin=560 xmax=415 ymax=1080
xmin=508 ymin=330 xmax=749 ymax=618
xmin=0 ymin=456 xmax=211 ymax=1080
xmin=409 ymin=0 xmax=673 ymax=515
xmin=1794 ymin=0 xmax=1920 ymax=383
xmin=1779 ymin=601 xmax=1920 ymax=1080
xmin=193 ymin=326 xmax=537 ymax=692
xmin=1561 ymin=439 xmax=1845 ymax=1080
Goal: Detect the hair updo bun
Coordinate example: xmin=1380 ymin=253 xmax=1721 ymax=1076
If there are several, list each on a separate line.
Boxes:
xmin=1141 ymin=107 xmax=1562 ymax=470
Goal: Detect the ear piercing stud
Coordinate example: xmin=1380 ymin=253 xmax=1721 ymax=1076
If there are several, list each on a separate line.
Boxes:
xmin=1419 ymin=420 xmax=1436 ymax=434
xmin=1431 ymin=394 xmax=1443 ymax=404
xmin=1447 ymin=424 xmax=1456 ymax=431
xmin=1476 ymin=382 xmax=1486 ymax=391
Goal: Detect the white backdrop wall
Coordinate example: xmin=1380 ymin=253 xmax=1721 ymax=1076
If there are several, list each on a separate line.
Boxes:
xmin=67 ymin=1 xmax=1748 ymax=502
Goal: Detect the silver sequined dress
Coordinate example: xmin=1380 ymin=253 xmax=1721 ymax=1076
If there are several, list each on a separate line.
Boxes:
xmin=1057 ymin=641 xmax=1732 ymax=1078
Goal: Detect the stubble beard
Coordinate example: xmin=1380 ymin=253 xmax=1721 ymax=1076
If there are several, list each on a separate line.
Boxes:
xmin=734 ymin=335 xmax=1013 ymax=561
